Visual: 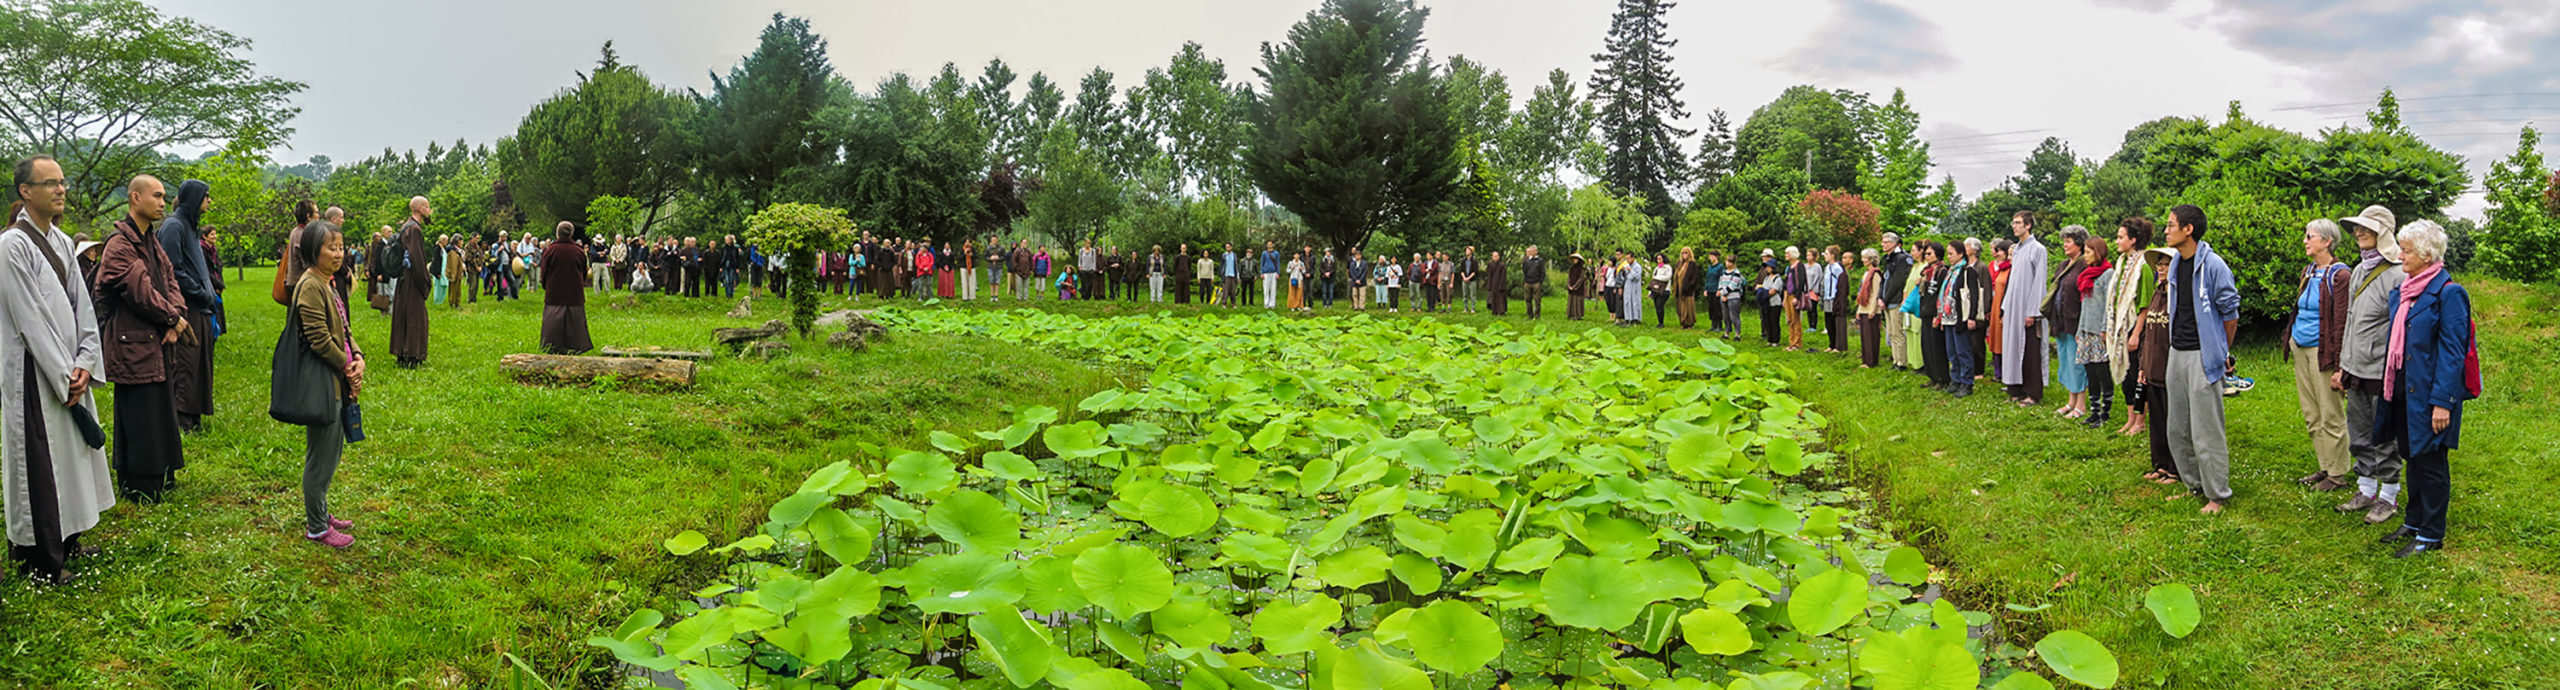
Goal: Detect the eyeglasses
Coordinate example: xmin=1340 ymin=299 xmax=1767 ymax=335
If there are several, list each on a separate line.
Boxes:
xmin=22 ymin=179 xmax=65 ymax=190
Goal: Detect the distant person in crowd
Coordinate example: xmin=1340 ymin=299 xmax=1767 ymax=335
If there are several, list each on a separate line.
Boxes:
xmin=1717 ymin=254 xmax=1744 ymax=339
xmin=540 ymin=222 xmax=593 ymax=355
xmin=2002 ymin=211 xmax=2052 ymax=407
xmin=1488 ymin=250 xmax=1512 ymax=316
xmin=2161 ymin=204 xmax=2241 ymax=515
xmin=2289 ymin=219 xmax=2354 ymax=493
xmin=1879 ymin=234 xmax=1912 ymax=370
xmin=1521 ymin=246 xmax=1546 ymax=319
xmin=2334 ymin=206 xmax=2408 ymax=524
xmin=286 ymin=221 xmax=364 ymax=549
xmin=2371 ymin=220 xmax=2471 ymax=558
xmin=1671 ymin=248 xmax=1697 ymax=328
xmin=2 ymin=154 xmax=114 ymax=585
xmin=1856 ymin=248 xmax=1883 ymax=367
xmin=1915 ymin=242 xmax=1948 ymax=390
xmin=1823 ymin=246 xmax=1849 ymax=352
xmin=2050 ymin=226 xmax=2093 ymax=418
xmin=95 ymin=173 xmax=189 ymax=502
xmin=1939 ymin=236 xmax=1987 ymax=398
xmin=1650 ymin=252 xmax=1672 ymax=327
xmin=389 ymin=197 xmax=434 ymax=368
xmin=158 ymin=179 xmax=218 ymax=432
xmin=1346 ymin=248 xmax=1367 ymax=311
xmin=1757 ymin=259 xmax=1784 ymax=345
xmin=1258 ymin=242 xmax=1280 ymax=309
xmin=1782 ymin=247 xmax=1808 ymax=348
xmin=2073 ymin=230 xmax=2116 ymax=430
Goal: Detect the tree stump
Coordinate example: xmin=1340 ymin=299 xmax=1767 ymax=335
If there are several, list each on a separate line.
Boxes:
xmin=500 ymin=354 xmax=697 ymax=388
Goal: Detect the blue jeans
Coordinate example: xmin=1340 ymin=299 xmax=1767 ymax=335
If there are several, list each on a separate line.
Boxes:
xmin=721 ymin=269 xmax=739 ymax=298
xmin=1945 ymin=325 xmax=1976 ymax=389
xmin=1319 ymin=279 xmax=1334 ymax=306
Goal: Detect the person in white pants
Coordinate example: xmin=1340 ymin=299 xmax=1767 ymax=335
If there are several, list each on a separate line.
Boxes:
xmin=1147 ymin=246 xmax=1166 ymax=303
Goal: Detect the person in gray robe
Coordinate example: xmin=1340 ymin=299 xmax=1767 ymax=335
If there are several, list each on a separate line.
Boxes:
xmin=2000 ymin=212 xmax=2052 ymax=404
xmin=3 ymin=156 xmax=115 ymax=584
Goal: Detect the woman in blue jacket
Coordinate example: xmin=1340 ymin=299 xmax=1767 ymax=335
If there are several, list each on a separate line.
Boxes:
xmin=2373 ymin=220 xmax=2471 ymax=558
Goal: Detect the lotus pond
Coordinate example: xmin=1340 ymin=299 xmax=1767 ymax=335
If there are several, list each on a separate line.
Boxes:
xmin=594 ymin=308 xmax=2149 ymax=690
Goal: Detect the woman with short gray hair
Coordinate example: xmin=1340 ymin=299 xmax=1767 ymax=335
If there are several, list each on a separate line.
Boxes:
xmin=2288 ymin=219 xmax=2355 ymax=492
xmin=2373 ymin=220 xmax=2471 ymax=558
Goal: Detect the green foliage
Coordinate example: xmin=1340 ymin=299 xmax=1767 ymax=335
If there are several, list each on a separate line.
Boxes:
xmin=2010 ymin=138 xmax=2078 ymax=212
xmin=690 ymin=12 xmax=835 ymax=213
xmin=1858 ymin=90 xmax=1933 ymax=235
xmin=1024 ymin=123 xmax=1125 ymax=250
xmin=2476 ymin=126 xmax=2557 ymax=283
xmin=1672 ymin=206 xmax=1753 ymax=254
xmin=2058 ymin=164 xmax=2096 ymax=230
xmin=189 ymin=144 xmax=283 ymax=266
xmin=1591 ymin=0 xmax=1694 ymax=223
xmin=1244 ymin=0 xmax=1462 ymax=252
xmin=1695 ymin=161 xmax=1814 ymax=243
xmin=1734 ymin=85 xmax=1868 ymax=194
xmin=1558 ymin=184 xmax=1652 ymax=254
xmin=494 ymin=42 xmax=694 ymax=232
xmin=600 ymin=306 xmax=2129 ymax=688
xmin=0 ymin=0 xmax=304 ymax=228
xmin=1799 ymin=189 xmax=1881 ymax=251
xmin=584 ymin=196 xmax=642 ymax=239
xmin=828 ymin=73 xmax=990 ymax=244
xmin=423 ymin=158 xmax=496 ymax=242
xmin=744 ymin=203 xmax=857 ymax=335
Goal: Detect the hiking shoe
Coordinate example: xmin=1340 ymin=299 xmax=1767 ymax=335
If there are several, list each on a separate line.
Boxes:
xmin=2337 ymin=493 xmax=2377 ymax=513
xmin=2296 ymin=470 xmax=2330 ymax=486
xmin=2363 ymin=500 xmax=2400 ymax=525
xmin=2375 ymin=525 xmax=2417 ymax=545
xmin=305 ymin=529 xmax=355 ymax=549
xmin=2311 ymin=476 xmax=2353 ymax=492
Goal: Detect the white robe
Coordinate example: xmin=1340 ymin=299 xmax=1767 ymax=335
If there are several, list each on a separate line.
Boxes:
xmin=1999 ymin=236 xmax=2049 ymax=385
xmin=2 ymin=214 xmax=113 ymax=547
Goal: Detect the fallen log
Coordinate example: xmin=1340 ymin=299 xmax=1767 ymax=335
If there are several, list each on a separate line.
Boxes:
xmin=598 ymin=347 xmax=714 ymax=361
xmin=500 ymin=354 xmax=697 ymax=388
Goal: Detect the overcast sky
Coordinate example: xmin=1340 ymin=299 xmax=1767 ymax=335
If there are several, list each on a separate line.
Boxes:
xmin=156 ymin=0 xmax=2560 ymax=219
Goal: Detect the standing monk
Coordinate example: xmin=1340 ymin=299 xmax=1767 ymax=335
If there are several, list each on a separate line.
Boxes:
xmin=1565 ymin=252 xmax=1588 ymax=320
xmin=1487 ymin=250 xmax=1510 ymax=316
xmin=2001 ymin=211 xmax=2051 ymax=405
xmin=539 ymin=222 xmax=592 ymax=354
xmin=389 ymin=197 xmax=433 ymax=368
xmin=95 ymin=174 xmax=192 ymax=501
xmin=3 ymin=155 xmax=115 ymax=585
xmin=158 ymin=180 xmax=218 ymax=431
xmin=1674 ymin=248 xmax=1699 ymax=328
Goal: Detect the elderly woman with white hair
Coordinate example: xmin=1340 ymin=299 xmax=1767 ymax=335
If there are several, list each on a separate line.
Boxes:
xmin=2288 ymin=219 xmax=2356 ymax=493
xmin=2372 ymin=220 xmax=2473 ymax=558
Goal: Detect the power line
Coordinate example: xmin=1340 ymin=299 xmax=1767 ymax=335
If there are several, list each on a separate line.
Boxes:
xmin=2271 ymin=93 xmax=2560 ymax=112
xmin=1921 ymin=128 xmax=2056 ymax=143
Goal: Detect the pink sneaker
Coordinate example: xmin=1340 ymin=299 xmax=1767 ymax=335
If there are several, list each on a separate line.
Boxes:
xmin=326 ymin=516 xmax=355 ymax=532
xmin=305 ymin=529 xmax=355 ymax=549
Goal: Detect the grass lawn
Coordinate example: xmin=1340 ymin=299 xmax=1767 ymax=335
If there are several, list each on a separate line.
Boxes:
xmin=5 ymin=269 xmax=2550 ymax=688
xmin=0 ymin=267 xmax=1127 ymax=688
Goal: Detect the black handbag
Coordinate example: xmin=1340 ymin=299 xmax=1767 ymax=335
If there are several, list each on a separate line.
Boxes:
xmin=267 ymin=306 xmax=340 ymax=426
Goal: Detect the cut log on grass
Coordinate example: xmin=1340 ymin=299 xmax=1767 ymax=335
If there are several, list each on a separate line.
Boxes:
xmin=598 ymin=348 xmax=714 ymax=361
xmin=713 ymin=319 xmax=789 ymax=350
xmin=500 ymin=354 xmax=697 ymax=388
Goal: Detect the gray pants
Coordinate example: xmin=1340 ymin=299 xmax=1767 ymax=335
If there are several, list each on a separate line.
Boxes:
xmin=2166 ymin=349 xmax=2232 ymax=502
xmin=2343 ymin=384 xmax=2400 ymax=480
xmin=1464 ymin=282 xmax=1480 ymax=310
xmin=304 ymin=418 xmax=345 ymax=535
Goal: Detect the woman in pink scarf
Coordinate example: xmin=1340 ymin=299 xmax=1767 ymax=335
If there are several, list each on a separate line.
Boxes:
xmin=2373 ymin=220 xmax=2472 ymax=559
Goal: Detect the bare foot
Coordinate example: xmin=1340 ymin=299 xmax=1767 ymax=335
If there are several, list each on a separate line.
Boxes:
xmin=2163 ymin=492 xmax=2188 ymax=502
xmin=2200 ymin=502 xmax=2225 ymax=515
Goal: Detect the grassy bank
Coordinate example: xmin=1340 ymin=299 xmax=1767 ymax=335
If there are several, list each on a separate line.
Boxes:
xmin=0 ymin=268 xmax=1125 ymax=688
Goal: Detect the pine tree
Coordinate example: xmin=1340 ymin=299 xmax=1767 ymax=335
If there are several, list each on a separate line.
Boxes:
xmin=1693 ymin=109 xmax=1734 ymax=188
xmin=1244 ymin=0 xmax=1462 ymax=252
xmin=1590 ymin=0 xmax=1692 ymax=226
xmin=1855 ymin=89 xmax=1930 ymax=234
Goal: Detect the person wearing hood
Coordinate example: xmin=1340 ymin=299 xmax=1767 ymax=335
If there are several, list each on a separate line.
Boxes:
xmin=389 ymin=197 xmax=433 ymax=368
xmin=157 ymin=179 xmax=218 ymax=432
xmin=96 ymin=175 xmax=192 ymax=501
xmin=2160 ymin=205 xmax=2243 ymax=515
xmin=2 ymin=155 xmax=114 ymax=585
xmin=2332 ymin=206 xmax=2411 ymax=523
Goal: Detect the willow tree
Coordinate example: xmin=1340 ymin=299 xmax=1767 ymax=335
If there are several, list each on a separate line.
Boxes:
xmin=1243 ymin=0 xmax=1462 ymax=252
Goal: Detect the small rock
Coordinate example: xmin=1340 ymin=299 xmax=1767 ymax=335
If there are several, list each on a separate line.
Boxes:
xmin=748 ymin=341 xmax=792 ymax=359
xmin=827 ymin=331 xmax=868 ymax=352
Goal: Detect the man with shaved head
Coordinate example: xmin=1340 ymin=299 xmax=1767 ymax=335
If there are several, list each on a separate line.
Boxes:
xmin=95 ymin=174 xmax=190 ymax=500
xmin=388 ymin=197 xmax=432 ymax=367
xmin=539 ymin=221 xmax=592 ymax=354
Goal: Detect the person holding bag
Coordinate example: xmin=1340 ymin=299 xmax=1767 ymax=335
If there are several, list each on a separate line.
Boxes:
xmin=279 ymin=222 xmax=365 ymax=549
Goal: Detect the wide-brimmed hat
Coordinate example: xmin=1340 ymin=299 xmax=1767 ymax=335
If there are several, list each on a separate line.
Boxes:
xmin=2144 ymin=247 xmax=2178 ymax=268
xmin=2338 ymin=205 xmax=2401 ymax=261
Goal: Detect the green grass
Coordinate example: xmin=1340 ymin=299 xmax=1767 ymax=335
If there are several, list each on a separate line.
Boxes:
xmin=7 ymin=273 xmax=2551 ymax=688
xmin=0 ymin=268 xmax=1127 ymax=688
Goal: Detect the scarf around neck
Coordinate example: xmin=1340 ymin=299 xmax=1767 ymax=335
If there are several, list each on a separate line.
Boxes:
xmin=2382 ymin=262 xmax=2445 ymax=400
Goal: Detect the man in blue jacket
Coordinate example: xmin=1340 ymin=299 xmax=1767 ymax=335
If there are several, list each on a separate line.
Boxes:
xmin=2162 ymin=204 xmax=2243 ymax=515
xmin=1259 ymin=241 xmax=1281 ymax=309
xmin=1220 ymin=244 xmax=1239 ymax=307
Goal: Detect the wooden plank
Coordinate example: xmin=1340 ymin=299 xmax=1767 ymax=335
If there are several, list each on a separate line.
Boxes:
xmin=598 ymin=348 xmax=714 ymax=361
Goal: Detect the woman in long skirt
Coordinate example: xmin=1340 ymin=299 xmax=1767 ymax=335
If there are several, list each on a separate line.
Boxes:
xmin=1856 ymin=249 xmax=1883 ymax=367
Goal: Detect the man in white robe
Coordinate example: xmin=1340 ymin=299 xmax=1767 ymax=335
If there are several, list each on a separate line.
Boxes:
xmin=2 ymin=155 xmax=114 ymax=584
xmin=1999 ymin=212 xmax=2051 ymax=404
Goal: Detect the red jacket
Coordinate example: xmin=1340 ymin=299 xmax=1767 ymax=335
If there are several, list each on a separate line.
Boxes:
xmin=93 ymin=217 xmax=189 ymax=384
